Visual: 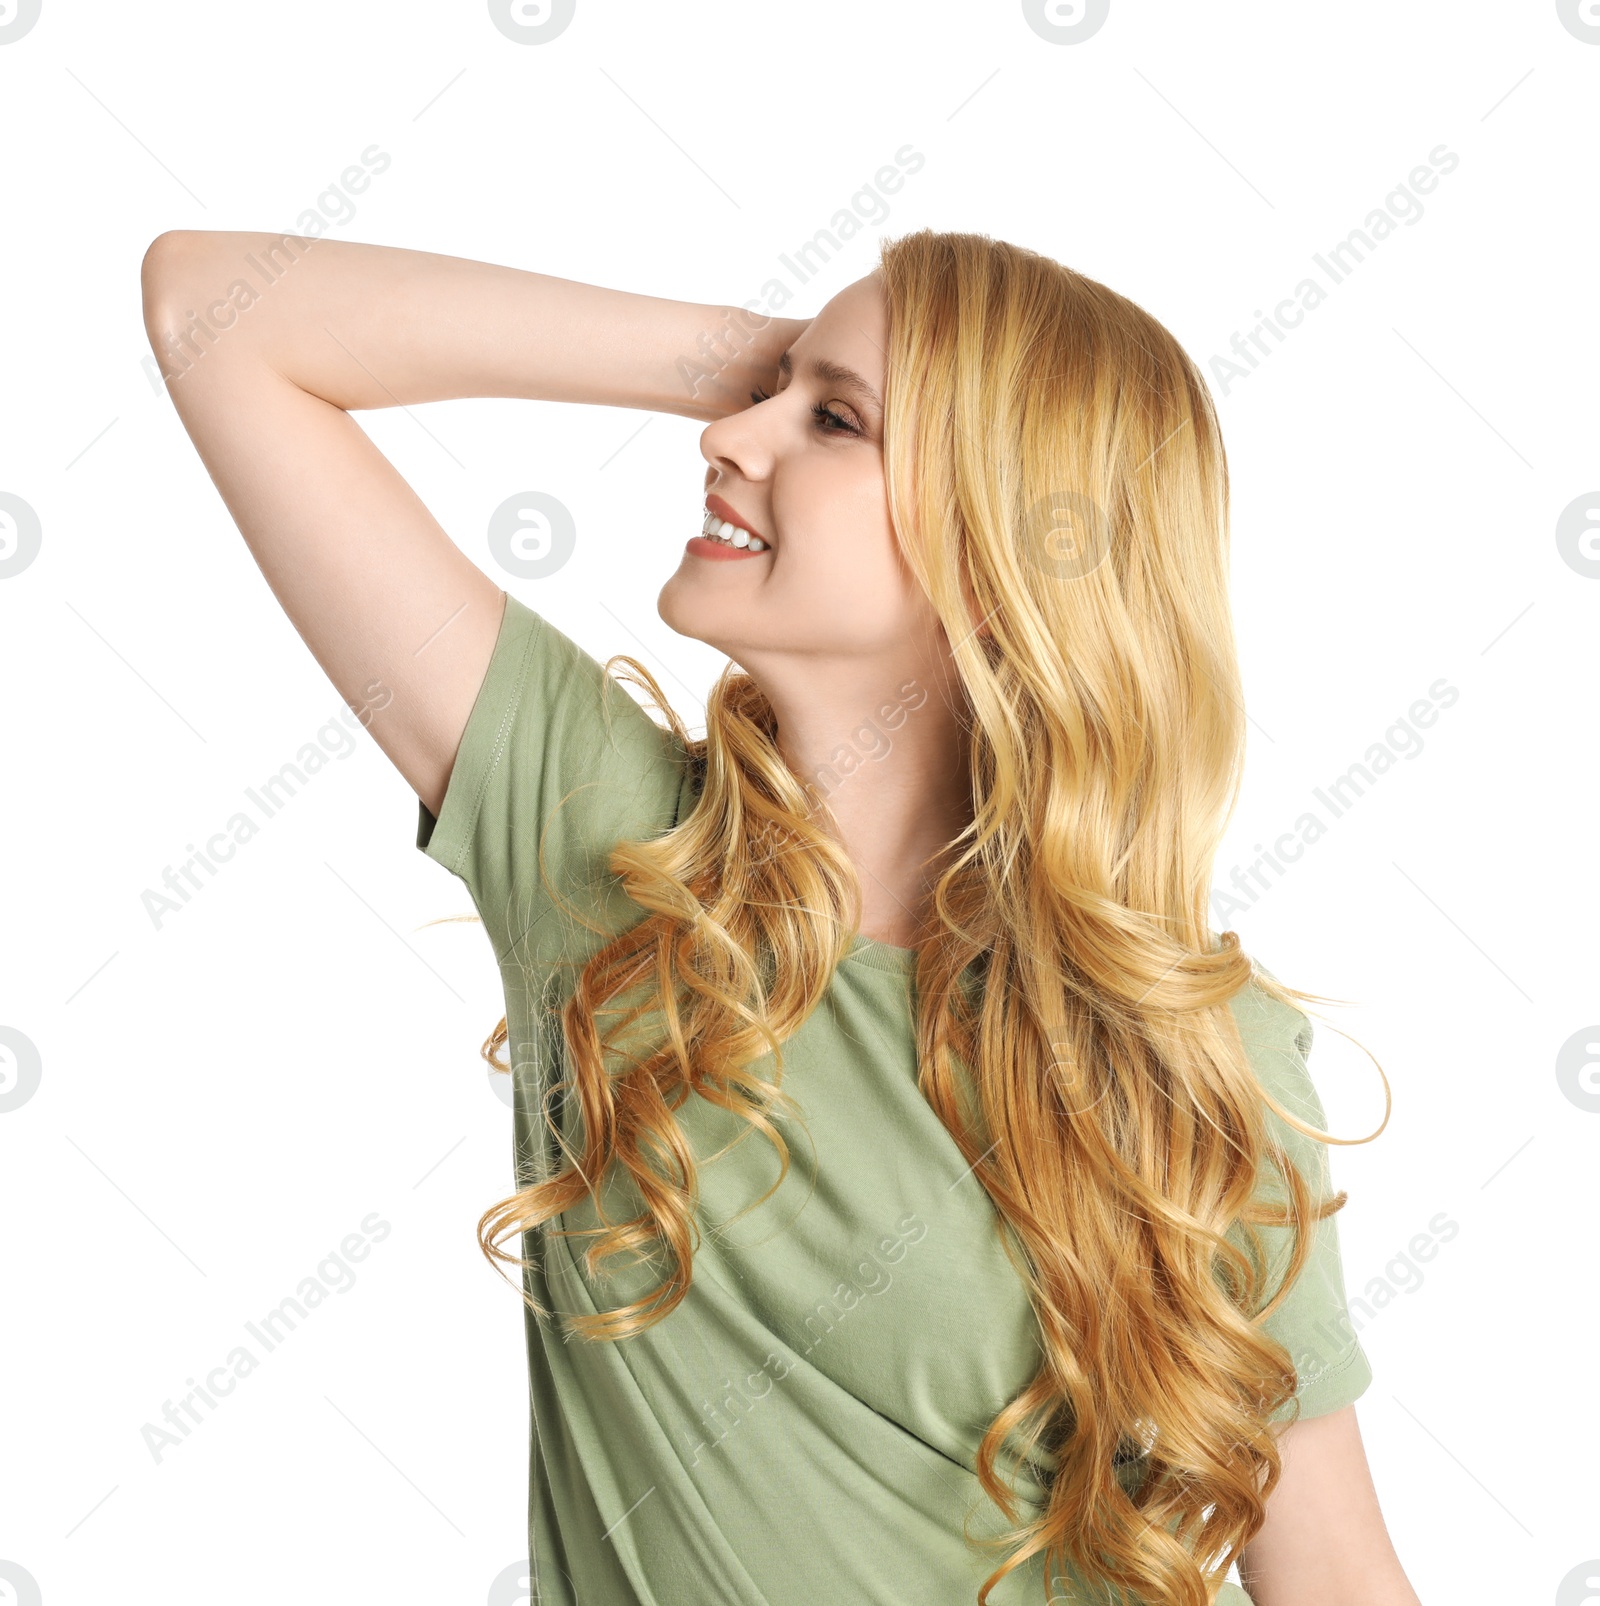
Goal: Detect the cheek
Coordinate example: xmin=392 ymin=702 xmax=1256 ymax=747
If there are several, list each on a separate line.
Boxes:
xmin=769 ymin=542 xmax=925 ymax=650
xmin=784 ymin=537 xmax=904 ymax=609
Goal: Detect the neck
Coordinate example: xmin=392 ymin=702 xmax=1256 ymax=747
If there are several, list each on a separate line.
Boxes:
xmin=763 ymin=652 xmax=974 ymax=950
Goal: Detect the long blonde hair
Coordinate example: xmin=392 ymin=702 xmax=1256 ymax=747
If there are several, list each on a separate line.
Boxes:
xmin=467 ymin=229 xmax=1386 ymax=1605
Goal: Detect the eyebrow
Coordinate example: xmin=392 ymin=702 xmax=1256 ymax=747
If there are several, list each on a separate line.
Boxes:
xmin=777 ymin=348 xmax=883 ymax=415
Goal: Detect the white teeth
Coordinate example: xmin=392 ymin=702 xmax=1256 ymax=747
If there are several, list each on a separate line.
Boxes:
xmin=701 ymin=507 xmax=769 ymax=552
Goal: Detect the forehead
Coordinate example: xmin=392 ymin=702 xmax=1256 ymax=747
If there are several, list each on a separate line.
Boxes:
xmin=786 ymin=274 xmax=887 ymax=407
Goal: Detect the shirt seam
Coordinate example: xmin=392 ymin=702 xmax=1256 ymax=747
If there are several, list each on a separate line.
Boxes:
xmin=444 ymin=603 xmax=546 ymax=881
xmin=1294 ymin=1339 xmax=1369 ymax=1403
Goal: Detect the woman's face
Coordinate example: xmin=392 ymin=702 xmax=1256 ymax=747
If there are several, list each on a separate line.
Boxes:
xmin=658 ymin=272 xmax=939 ymax=667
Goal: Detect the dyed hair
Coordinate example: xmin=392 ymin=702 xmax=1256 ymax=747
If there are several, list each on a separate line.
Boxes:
xmin=468 ymin=229 xmax=1387 ymax=1605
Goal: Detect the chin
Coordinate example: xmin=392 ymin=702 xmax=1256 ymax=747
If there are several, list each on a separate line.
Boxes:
xmin=656 ymin=576 xmax=718 ymax=648
xmin=655 ymin=575 xmax=692 ymax=636
xmin=659 ymin=573 xmax=777 ymax=663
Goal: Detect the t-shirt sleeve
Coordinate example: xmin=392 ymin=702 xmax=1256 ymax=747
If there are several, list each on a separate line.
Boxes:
xmin=415 ymin=590 xmax=698 ymax=980
xmin=1229 ymin=982 xmax=1375 ymax=1424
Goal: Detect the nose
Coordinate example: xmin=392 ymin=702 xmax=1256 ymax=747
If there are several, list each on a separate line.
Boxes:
xmin=699 ymin=400 xmax=776 ymax=491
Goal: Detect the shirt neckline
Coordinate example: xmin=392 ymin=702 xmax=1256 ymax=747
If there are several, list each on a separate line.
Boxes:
xmin=840 ymin=932 xmax=919 ymax=974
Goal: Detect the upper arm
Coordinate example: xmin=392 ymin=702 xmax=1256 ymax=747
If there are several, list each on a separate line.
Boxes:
xmin=140 ymin=230 xmax=506 ymax=820
xmin=1225 ymin=985 xmax=1415 ymax=1599
xmin=1237 ymin=1405 xmax=1420 ymax=1606
xmin=413 ymin=592 xmax=696 ymax=974
xmin=1227 ymin=987 xmax=1376 ymax=1422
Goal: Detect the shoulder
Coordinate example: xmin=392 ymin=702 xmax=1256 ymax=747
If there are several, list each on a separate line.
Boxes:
xmin=1229 ymin=968 xmax=1313 ymax=1073
xmin=1227 ymin=968 xmax=1329 ymax=1149
xmin=520 ymin=599 xmax=696 ymax=789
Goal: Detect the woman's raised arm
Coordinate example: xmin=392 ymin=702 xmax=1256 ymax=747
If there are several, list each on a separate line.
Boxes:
xmin=139 ymin=230 xmax=801 ymax=816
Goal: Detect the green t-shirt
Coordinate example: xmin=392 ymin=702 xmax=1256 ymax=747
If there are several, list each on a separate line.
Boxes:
xmin=417 ymin=591 xmax=1373 ymax=1606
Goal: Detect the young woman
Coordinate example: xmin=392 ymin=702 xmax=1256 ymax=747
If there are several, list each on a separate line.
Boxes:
xmin=141 ymin=228 xmax=1417 ymax=1605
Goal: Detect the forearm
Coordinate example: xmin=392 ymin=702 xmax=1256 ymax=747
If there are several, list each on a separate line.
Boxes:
xmin=140 ymin=230 xmax=800 ymax=422
xmin=1237 ymin=1407 xmax=1422 ymax=1606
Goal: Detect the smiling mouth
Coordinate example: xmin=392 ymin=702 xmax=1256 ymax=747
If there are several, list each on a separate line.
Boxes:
xmin=700 ymin=507 xmax=768 ymax=551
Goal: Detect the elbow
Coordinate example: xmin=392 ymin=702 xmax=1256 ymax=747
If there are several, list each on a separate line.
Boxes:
xmin=140 ymin=229 xmax=217 ymax=343
xmin=141 ymin=230 xmax=192 ymax=337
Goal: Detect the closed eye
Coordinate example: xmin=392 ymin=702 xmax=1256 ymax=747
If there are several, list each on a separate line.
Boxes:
xmin=749 ymin=386 xmax=861 ymax=437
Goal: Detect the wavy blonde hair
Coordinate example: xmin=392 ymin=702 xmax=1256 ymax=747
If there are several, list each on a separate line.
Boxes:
xmin=467 ymin=229 xmax=1388 ymax=1605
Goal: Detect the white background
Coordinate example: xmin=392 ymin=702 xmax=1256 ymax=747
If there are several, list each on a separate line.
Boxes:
xmin=2 ymin=2 xmax=1596 ymax=1602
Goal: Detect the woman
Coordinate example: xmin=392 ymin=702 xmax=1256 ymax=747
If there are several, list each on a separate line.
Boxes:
xmin=141 ymin=227 xmax=1417 ymax=1605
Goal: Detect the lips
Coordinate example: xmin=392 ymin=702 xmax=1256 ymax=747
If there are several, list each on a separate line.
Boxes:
xmin=706 ymin=492 xmax=766 ymax=545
